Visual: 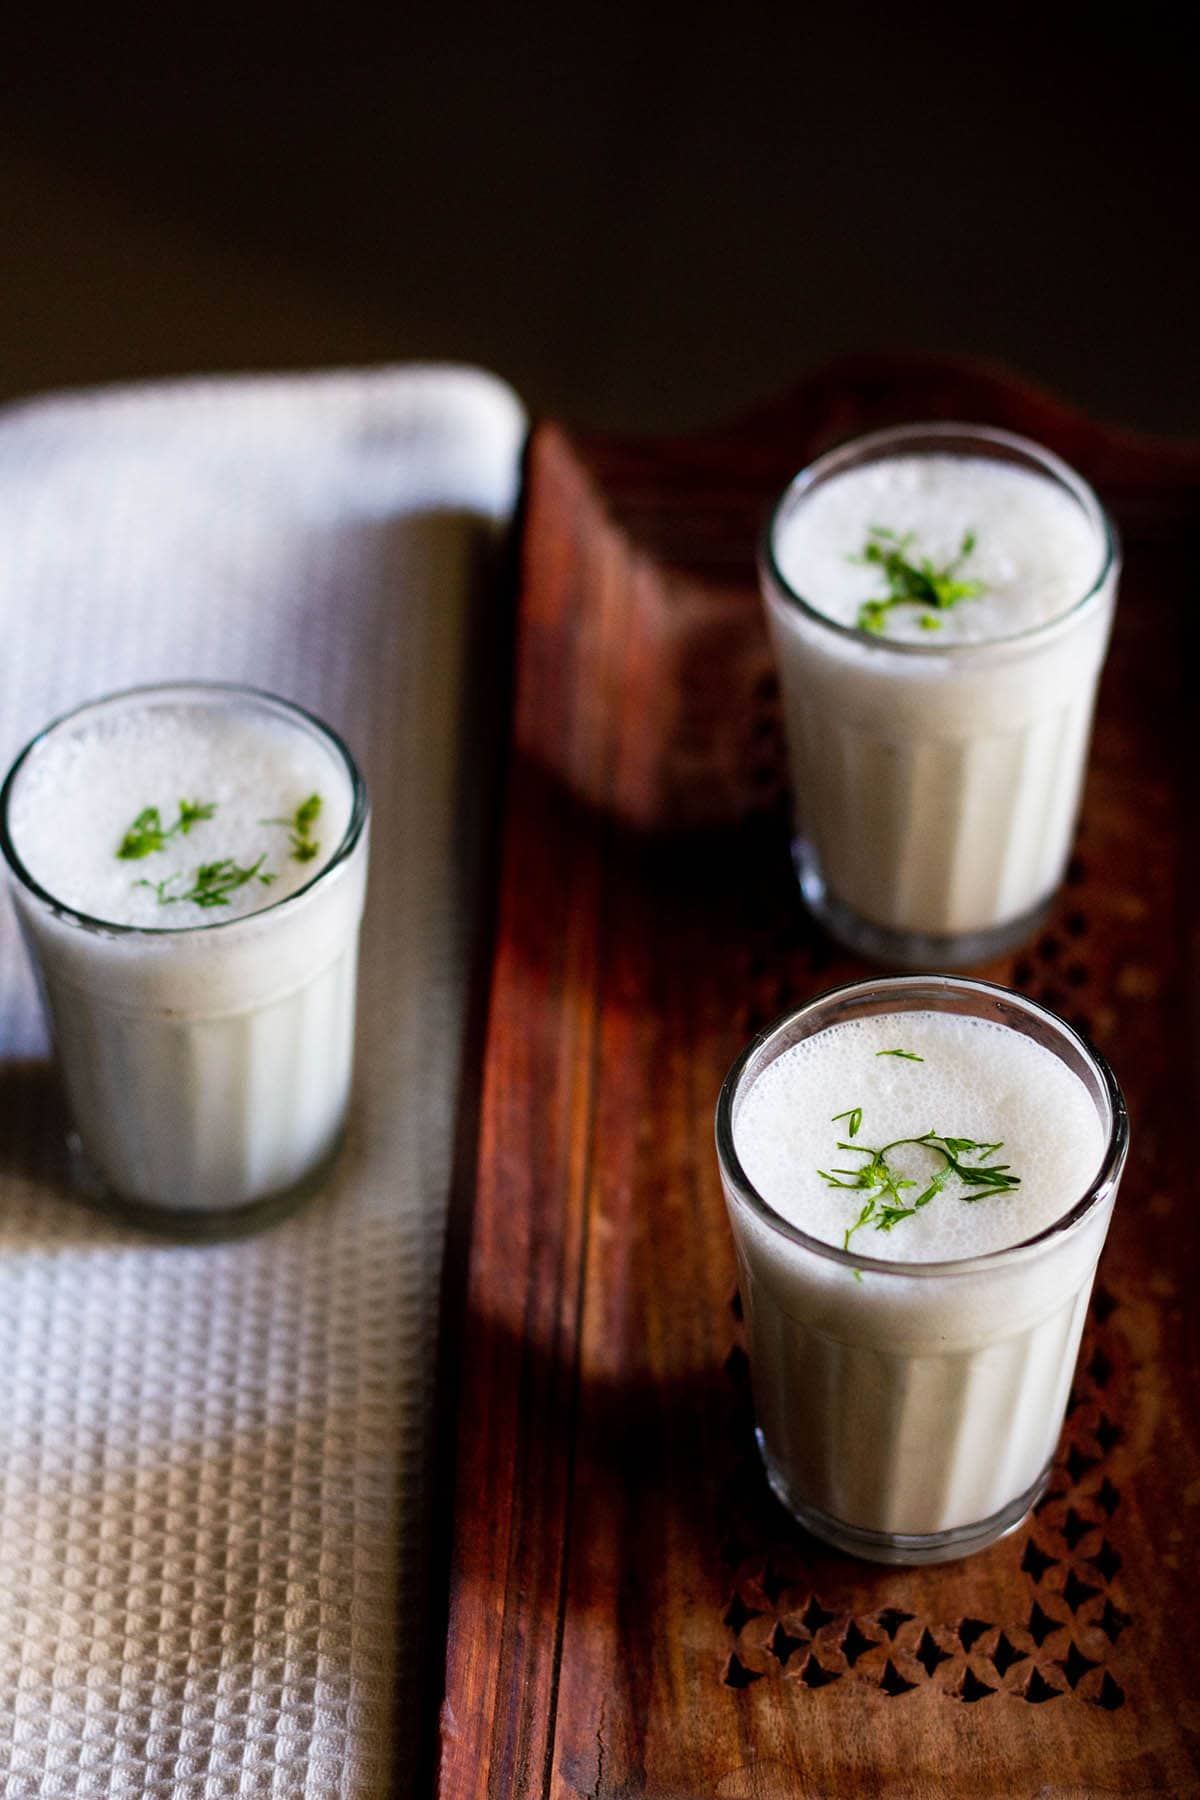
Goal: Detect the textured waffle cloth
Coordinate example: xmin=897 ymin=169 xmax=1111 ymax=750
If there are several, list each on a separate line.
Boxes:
xmin=0 ymin=367 xmax=526 ymax=1797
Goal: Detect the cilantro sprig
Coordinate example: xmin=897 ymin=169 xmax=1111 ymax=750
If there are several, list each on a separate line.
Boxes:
xmin=136 ymin=856 xmax=276 ymax=909
xmin=117 ymin=799 xmax=217 ymax=860
xmin=261 ymin=793 xmax=322 ymax=863
xmin=852 ymin=526 xmax=984 ymax=636
xmin=820 ymin=1120 xmax=1020 ymax=1254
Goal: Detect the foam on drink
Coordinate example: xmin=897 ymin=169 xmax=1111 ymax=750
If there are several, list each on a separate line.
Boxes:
xmin=8 ymin=699 xmax=353 ymax=928
xmin=772 ymin=454 xmax=1101 ymax=644
xmin=734 ymin=1009 xmax=1105 ymax=1261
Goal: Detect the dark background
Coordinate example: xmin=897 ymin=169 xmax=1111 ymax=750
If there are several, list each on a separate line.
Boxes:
xmin=1 ymin=3 xmax=1195 ymax=434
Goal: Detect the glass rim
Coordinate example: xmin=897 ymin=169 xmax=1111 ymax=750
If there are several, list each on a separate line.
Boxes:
xmin=759 ymin=420 xmax=1119 ymax=657
xmin=0 ymin=680 xmax=369 ymax=939
xmin=715 ymin=974 xmax=1128 ymax=1279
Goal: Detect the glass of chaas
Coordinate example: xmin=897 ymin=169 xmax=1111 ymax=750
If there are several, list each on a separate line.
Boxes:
xmin=0 ymin=682 xmax=369 ymax=1232
xmin=716 ymin=975 xmax=1127 ymax=1564
xmin=760 ymin=423 xmax=1118 ymax=967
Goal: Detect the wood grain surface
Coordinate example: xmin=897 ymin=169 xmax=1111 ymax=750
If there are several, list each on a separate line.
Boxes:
xmin=438 ymin=355 xmax=1200 ymax=1798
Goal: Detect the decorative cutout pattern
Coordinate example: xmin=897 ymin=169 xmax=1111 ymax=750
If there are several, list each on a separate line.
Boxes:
xmin=769 ymin=1621 xmax=805 ymax=1666
xmin=991 ymin=1633 xmax=1027 ymax=1678
xmin=1024 ymin=1669 xmax=1064 ymax=1704
xmin=799 ymin=1596 xmax=836 ymax=1634
xmin=799 ymin=1654 xmax=841 ymax=1689
xmin=1021 ymin=1542 xmax=1058 ymax=1583
xmin=841 ymin=1620 xmax=880 ymax=1666
xmin=723 ymin=1592 xmax=761 ymax=1635
xmin=1028 ymin=1602 xmax=1064 ymax=1649
xmin=879 ymin=1660 xmax=918 ymax=1698
xmin=723 ymin=1653 xmax=764 ymax=1690
xmin=915 ymin=1630 xmax=953 ymax=1677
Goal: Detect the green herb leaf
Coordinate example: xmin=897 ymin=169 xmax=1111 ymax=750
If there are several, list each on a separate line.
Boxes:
xmin=261 ymin=792 xmax=323 ymax=864
xmin=175 ymin=799 xmax=217 ymax=835
xmin=913 ymin=1165 xmax=953 ymax=1209
xmin=118 ymin=807 xmax=166 ymax=859
xmin=876 ymin=1048 xmax=924 ymax=1061
xmin=831 ymin=1107 xmax=863 ymax=1138
xmin=850 ymin=526 xmax=984 ymax=636
xmin=843 ymin=1197 xmax=877 ymax=1252
xmin=182 ymin=856 xmax=269 ymax=908
xmin=117 ymin=799 xmax=217 ymax=860
xmin=134 ymin=872 xmax=181 ymax=903
xmin=820 ymin=1116 xmax=1021 ymax=1256
xmin=138 ymin=854 xmax=273 ymax=910
xmin=942 ymin=1136 xmax=1001 ymax=1157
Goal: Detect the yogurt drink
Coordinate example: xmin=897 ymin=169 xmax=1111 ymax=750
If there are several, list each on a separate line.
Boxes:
xmin=761 ymin=424 xmax=1119 ymax=966
xmin=716 ymin=977 xmax=1126 ymax=1564
xmin=0 ymin=684 xmax=369 ymax=1228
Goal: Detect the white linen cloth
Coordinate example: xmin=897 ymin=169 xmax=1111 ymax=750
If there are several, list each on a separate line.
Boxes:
xmin=0 ymin=367 xmax=526 ymax=1796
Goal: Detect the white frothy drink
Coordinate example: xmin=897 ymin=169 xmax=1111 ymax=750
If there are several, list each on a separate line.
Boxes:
xmin=1 ymin=686 xmax=369 ymax=1222
xmin=736 ymin=1012 xmax=1104 ymax=1260
xmin=9 ymin=702 xmax=355 ymax=928
xmin=762 ymin=427 xmax=1118 ymax=961
xmin=719 ymin=989 xmax=1123 ymax=1561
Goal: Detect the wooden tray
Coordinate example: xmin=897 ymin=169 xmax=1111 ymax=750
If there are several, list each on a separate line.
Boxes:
xmin=437 ymin=355 xmax=1200 ymax=1798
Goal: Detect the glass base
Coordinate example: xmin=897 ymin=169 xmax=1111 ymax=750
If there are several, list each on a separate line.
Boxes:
xmin=67 ymin=1130 xmax=345 ymax=1242
xmin=759 ymin=1429 xmax=1054 ymax=1565
xmin=793 ymin=838 xmax=1055 ymax=971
